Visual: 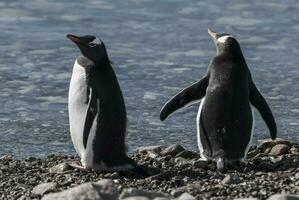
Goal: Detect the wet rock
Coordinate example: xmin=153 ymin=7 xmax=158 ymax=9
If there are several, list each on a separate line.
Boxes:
xmin=42 ymin=179 xmax=118 ymax=200
xmin=267 ymin=194 xmax=299 ymax=200
xmin=31 ymin=182 xmax=57 ymax=196
xmin=110 ymin=172 xmax=120 ymax=179
xmin=48 ymin=163 xmax=71 ymax=174
xmin=177 ymin=192 xmax=196 ymax=200
xmin=269 ymin=144 xmax=290 ymax=156
xmin=221 ymin=174 xmax=241 ymax=185
xmin=120 ymin=188 xmax=168 ymax=199
xmin=175 ymin=151 xmax=199 ymax=159
xmin=160 ymin=144 xmax=185 ymax=156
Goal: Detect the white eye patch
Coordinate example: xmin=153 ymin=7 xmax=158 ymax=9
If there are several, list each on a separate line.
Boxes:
xmin=217 ymin=35 xmax=233 ymax=43
xmin=92 ymin=37 xmax=102 ymax=45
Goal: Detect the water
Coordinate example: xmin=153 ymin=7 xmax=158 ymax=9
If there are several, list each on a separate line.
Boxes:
xmin=0 ymin=0 xmax=298 ymax=159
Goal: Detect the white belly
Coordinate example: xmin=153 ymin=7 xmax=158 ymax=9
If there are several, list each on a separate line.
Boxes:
xmin=196 ymin=98 xmax=206 ymax=159
xmin=196 ymin=98 xmax=255 ymax=161
xmin=68 ymin=60 xmax=95 ymax=168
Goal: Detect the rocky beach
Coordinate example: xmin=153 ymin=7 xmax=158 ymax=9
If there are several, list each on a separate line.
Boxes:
xmin=1 ymin=139 xmax=299 ymax=200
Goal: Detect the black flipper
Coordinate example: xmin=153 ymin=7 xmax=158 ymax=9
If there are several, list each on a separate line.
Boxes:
xmin=249 ymin=81 xmax=277 ymax=140
xmin=83 ymin=87 xmax=98 ymax=149
xmin=160 ymin=75 xmax=209 ymax=121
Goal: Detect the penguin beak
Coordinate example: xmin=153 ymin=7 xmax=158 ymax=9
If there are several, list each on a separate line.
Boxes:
xmin=208 ymin=28 xmax=217 ymax=40
xmin=67 ymin=34 xmax=84 ymax=45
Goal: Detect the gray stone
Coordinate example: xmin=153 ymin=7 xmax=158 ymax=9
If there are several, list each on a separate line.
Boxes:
xmin=192 ymin=159 xmax=208 ymax=168
xmin=267 ymin=194 xmax=299 ymax=200
xmin=177 ymin=192 xmax=195 ymax=200
xmin=234 ymin=198 xmax=258 ymax=200
xmin=221 ymin=174 xmax=241 ymax=185
xmin=48 ymin=163 xmax=71 ymax=174
xmin=137 ymin=145 xmax=166 ymax=154
xmin=42 ymin=179 xmax=118 ymax=200
xmin=161 ymin=144 xmax=185 ymax=156
xmin=171 ymin=189 xmax=184 ymax=198
xmin=122 ymin=197 xmax=150 ymax=200
xmin=31 ymin=182 xmax=57 ymax=196
xmin=154 ymin=198 xmax=171 ymax=200
xmin=120 ymin=188 xmax=168 ymax=199
xmin=269 ymin=144 xmax=290 ymax=156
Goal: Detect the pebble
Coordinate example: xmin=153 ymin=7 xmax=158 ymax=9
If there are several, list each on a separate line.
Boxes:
xmin=31 ymin=182 xmax=57 ymax=196
xmin=192 ymin=159 xmax=208 ymax=168
xmin=269 ymin=144 xmax=290 ymax=156
xmin=160 ymin=144 xmax=185 ymax=156
xmin=42 ymin=179 xmax=118 ymax=200
xmin=221 ymin=174 xmax=241 ymax=185
xmin=120 ymin=188 xmax=169 ymax=199
xmin=122 ymin=197 xmax=151 ymax=200
xmin=267 ymin=194 xmax=299 ymax=200
xmin=177 ymin=192 xmax=196 ymax=200
xmin=48 ymin=163 xmax=71 ymax=174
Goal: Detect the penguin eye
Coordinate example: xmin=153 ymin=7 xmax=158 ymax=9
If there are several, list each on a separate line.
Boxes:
xmin=89 ymin=43 xmax=97 ymax=47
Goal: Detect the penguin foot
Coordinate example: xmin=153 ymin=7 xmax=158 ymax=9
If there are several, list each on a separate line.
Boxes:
xmin=69 ymin=163 xmax=89 ymax=172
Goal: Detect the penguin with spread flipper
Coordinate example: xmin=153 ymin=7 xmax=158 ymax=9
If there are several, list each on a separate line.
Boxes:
xmin=160 ymin=29 xmax=277 ymax=170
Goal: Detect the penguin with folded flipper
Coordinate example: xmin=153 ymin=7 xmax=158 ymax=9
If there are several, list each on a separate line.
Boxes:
xmin=67 ymin=34 xmax=148 ymax=176
xmin=160 ymin=29 xmax=277 ymax=170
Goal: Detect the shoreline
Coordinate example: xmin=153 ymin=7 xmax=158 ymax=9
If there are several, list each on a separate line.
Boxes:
xmin=1 ymin=139 xmax=299 ymax=200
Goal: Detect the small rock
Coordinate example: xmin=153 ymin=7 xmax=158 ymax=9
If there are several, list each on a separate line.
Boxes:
xmin=290 ymin=146 xmax=299 ymax=155
xmin=160 ymin=144 xmax=185 ymax=156
xmin=148 ymin=152 xmax=159 ymax=159
xmin=122 ymin=197 xmax=150 ymax=200
xmin=175 ymin=150 xmax=199 ymax=159
xmin=267 ymin=194 xmax=299 ymax=200
xmin=120 ymin=188 xmax=168 ymax=199
xmin=269 ymin=144 xmax=290 ymax=156
xmin=42 ymin=179 xmax=118 ymax=200
xmin=146 ymin=171 xmax=173 ymax=181
xmin=137 ymin=145 xmax=166 ymax=154
xmin=49 ymin=163 xmax=71 ymax=174
xmin=234 ymin=198 xmax=258 ymax=200
xmin=17 ymin=195 xmax=30 ymax=200
xmin=171 ymin=189 xmax=184 ymax=198
xmin=32 ymin=182 xmax=57 ymax=196
xmin=110 ymin=172 xmax=120 ymax=179
xmin=177 ymin=192 xmax=195 ymax=200
xmin=192 ymin=159 xmax=208 ymax=168
xmin=26 ymin=157 xmax=37 ymax=162
xmin=221 ymin=174 xmax=241 ymax=185
xmin=0 ymin=155 xmax=13 ymax=160
xmin=154 ymin=198 xmax=171 ymax=200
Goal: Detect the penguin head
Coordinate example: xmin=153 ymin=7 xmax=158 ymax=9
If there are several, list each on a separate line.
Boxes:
xmin=67 ymin=34 xmax=109 ymax=64
xmin=208 ymin=29 xmax=241 ymax=55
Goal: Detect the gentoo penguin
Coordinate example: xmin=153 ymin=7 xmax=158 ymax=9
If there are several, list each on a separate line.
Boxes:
xmin=67 ymin=34 xmax=147 ymax=175
xmin=160 ymin=29 xmax=277 ymax=170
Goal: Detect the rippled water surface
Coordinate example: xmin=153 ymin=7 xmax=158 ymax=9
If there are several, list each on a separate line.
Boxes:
xmin=0 ymin=0 xmax=298 ymax=158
